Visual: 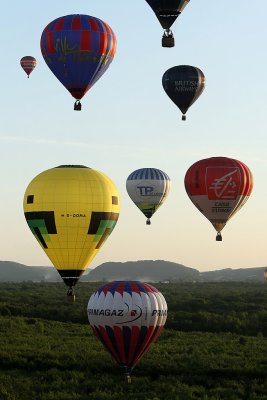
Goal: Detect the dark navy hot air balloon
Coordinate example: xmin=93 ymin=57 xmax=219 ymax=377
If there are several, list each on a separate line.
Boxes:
xmin=40 ymin=14 xmax=116 ymax=110
xmin=145 ymin=0 xmax=190 ymax=47
xmin=162 ymin=65 xmax=205 ymax=120
xmin=87 ymin=281 xmax=167 ymax=383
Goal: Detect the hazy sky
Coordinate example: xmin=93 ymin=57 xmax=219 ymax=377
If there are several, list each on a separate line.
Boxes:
xmin=1 ymin=1 xmax=267 ymax=272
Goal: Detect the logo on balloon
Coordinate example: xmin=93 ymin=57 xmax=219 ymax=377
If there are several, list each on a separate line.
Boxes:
xmin=135 ymin=183 xmax=164 ymax=199
xmin=206 ymin=168 xmax=240 ymax=200
xmin=137 ymin=185 xmax=155 ymax=196
xmin=88 ymin=303 xmax=143 ymax=324
xmin=174 ymin=80 xmax=198 ymax=92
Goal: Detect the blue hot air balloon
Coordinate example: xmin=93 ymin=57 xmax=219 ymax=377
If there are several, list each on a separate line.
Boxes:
xmin=40 ymin=14 xmax=116 ymax=110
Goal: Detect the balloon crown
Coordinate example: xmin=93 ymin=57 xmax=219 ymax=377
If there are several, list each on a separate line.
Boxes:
xmin=56 ymin=165 xmax=89 ymax=169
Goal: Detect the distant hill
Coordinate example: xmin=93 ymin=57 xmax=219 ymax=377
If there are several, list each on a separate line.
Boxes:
xmin=82 ymin=260 xmax=200 ymax=282
xmin=0 ymin=261 xmax=60 ymax=282
xmin=0 ymin=260 xmax=266 ymax=283
xmin=201 ymin=267 xmax=265 ymax=282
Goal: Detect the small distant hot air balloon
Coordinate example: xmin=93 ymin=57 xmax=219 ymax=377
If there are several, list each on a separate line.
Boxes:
xmin=145 ymin=0 xmax=190 ymax=47
xmin=162 ymin=65 xmax=205 ymax=120
xmin=20 ymin=56 xmax=37 ymax=78
xmin=184 ymin=157 xmax=253 ymax=241
xmin=23 ymin=165 xmax=120 ymax=299
xmin=40 ymin=14 xmax=116 ymax=110
xmin=87 ymin=281 xmax=167 ymax=383
xmin=126 ymin=168 xmax=171 ymax=225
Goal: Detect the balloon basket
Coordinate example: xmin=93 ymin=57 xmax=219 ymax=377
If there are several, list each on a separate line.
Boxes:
xmin=74 ymin=101 xmax=82 ymax=111
xmin=121 ymin=366 xmax=132 ymax=384
xmin=67 ymin=288 xmax=76 ymax=302
xmin=162 ymin=36 xmax=175 ymax=48
xmin=216 ymin=232 xmax=222 ymax=242
xmin=146 ymin=219 xmax=151 ymax=225
xmin=182 ymin=115 xmax=186 ymax=121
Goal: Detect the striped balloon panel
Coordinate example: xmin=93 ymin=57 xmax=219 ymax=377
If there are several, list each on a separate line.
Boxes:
xmin=184 ymin=157 xmax=253 ymax=232
xmin=94 ymin=280 xmax=161 ymax=296
xmin=127 ymin=168 xmax=170 ymax=181
xmin=126 ymin=168 xmax=171 ymax=218
xmin=40 ymin=14 xmax=116 ymax=100
xmin=162 ymin=65 xmax=205 ymax=115
xmin=87 ymin=281 xmax=167 ymax=368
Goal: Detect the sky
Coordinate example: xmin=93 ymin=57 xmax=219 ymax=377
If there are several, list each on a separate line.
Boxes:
xmin=1 ymin=0 xmax=267 ymax=272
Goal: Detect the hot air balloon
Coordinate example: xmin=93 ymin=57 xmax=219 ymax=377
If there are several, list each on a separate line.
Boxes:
xmin=162 ymin=65 xmax=205 ymax=120
xmin=23 ymin=165 xmax=120 ymax=299
xmin=126 ymin=168 xmax=171 ymax=225
xmin=87 ymin=281 xmax=167 ymax=383
xmin=40 ymin=14 xmax=116 ymax=110
xmin=145 ymin=0 xmax=190 ymax=47
xmin=20 ymin=56 xmax=37 ymax=78
xmin=184 ymin=157 xmax=253 ymax=241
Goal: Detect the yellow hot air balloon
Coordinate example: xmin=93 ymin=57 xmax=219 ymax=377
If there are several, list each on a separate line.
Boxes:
xmin=23 ymin=165 xmax=120 ymax=299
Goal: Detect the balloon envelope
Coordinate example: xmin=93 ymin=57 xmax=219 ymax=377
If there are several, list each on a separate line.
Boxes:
xmin=87 ymin=281 xmax=167 ymax=380
xmin=23 ymin=165 xmax=120 ymax=290
xmin=145 ymin=0 xmax=190 ymax=29
xmin=162 ymin=65 xmax=205 ymax=120
xmin=126 ymin=168 xmax=171 ymax=224
xmin=20 ymin=56 xmax=37 ymax=77
xmin=40 ymin=14 xmax=116 ymax=108
xmin=184 ymin=157 xmax=253 ymax=240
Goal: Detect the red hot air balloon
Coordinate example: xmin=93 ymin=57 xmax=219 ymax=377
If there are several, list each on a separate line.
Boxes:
xmin=87 ymin=281 xmax=167 ymax=383
xmin=20 ymin=56 xmax=37 ymax=78
xmin=40 ymin=14 xmax=116 ymax=110
xmin=184 ymin=157 xmax=253 ymax=241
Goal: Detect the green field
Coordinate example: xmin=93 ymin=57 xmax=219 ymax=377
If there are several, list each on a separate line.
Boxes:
xmin=0 ymin=282 xmax=266 ymax=400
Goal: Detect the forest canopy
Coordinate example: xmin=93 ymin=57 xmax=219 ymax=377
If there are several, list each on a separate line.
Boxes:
xmin=0 ymin=282 xmax=266 ymax=400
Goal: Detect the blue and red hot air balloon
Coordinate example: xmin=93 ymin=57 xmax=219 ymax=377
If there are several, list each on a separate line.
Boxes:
xmin=40 ymin=14 xmax=116 ymax=110
xmin=87 ymin=281 xmax=167 ymax=383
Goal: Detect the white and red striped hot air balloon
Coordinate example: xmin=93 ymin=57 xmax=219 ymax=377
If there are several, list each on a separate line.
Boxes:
xmin=20 ymin=56 xmax=37 ymax=78
xmin=87 ymin=281 xmax=167 ymax=383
